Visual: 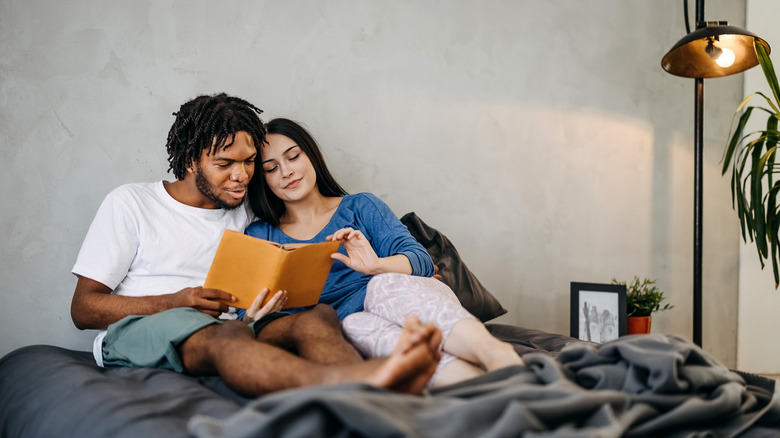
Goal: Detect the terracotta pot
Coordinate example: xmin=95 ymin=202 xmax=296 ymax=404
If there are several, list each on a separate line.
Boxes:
xmin=627 ymin=316 xmax=652 ymax=335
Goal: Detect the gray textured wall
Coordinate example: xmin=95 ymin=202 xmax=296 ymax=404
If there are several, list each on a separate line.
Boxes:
xmin=0 ymin=0 xmax=746 ymax=367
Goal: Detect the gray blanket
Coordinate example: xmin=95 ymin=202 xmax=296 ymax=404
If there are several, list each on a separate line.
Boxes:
xmin=189 ymin=335 xmax=780 ymax=437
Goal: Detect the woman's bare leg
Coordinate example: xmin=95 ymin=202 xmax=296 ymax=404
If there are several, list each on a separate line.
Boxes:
xmin=431 ymin=358 xmax=485 ymax=387
xmin=442 ymin=318 xmax=523 ymax=372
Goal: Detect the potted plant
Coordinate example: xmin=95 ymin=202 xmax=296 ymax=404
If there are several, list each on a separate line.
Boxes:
xmin=611 ymin=277 xmax=673 ymax=334
xmin=723 ymin=41 xmax=780 ymax=288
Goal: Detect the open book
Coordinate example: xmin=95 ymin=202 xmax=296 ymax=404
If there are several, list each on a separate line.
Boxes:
xmin=204 ymin=230 xmax=340 ymax=309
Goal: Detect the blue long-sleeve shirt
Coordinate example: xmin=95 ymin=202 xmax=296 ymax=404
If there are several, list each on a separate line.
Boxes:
xmin=242 ymin=193 xmax=435 ymax=320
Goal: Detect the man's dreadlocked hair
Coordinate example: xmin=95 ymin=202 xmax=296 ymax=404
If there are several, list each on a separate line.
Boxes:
xmin=166 ymin=93 xmax=266 ymax=180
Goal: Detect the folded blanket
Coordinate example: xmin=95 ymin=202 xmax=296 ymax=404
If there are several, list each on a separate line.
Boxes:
xmin=189 ymin=335 xmax=780 ymax=438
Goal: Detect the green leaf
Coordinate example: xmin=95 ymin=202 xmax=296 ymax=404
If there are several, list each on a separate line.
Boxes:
xmin=754 ymin=93 xmax=780 ymax=114
xmin=774 ymin=209 xmax=780 ymax=288
xmin=757 ymin=43 xmax=780 ymax=112
xmin=768 ymin=182 xmax=780 ymax=283
xmin=753 ymin=139 xmax=769 ymax=258
xmin=724 ymin=107 xmax=755 ymax=174
xmin=612 ymin=277 xmax=673 ymax=317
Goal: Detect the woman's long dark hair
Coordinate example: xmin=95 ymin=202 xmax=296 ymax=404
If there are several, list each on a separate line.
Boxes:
xmin=248 ymin=118 xmax=347 ymax=225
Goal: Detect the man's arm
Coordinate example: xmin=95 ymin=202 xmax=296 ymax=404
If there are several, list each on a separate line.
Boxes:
xmin=71 ymin=275 xmax=235 ymax=330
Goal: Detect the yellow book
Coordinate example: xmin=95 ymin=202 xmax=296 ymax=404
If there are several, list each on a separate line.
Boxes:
xmin=204 ymin=229 xmax=340 ymax=309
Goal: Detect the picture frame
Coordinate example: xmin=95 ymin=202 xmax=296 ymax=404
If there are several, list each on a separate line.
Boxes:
xmin=570 ymin=282 xmax=626 ymax=343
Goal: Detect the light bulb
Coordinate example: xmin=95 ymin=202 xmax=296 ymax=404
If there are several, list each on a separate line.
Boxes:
xmin=716 ymin=47 xmax=735 ymax=68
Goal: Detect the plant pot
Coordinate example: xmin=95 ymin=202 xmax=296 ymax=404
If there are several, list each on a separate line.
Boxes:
xmin=627 ymin=316 xmax=652 ymax=335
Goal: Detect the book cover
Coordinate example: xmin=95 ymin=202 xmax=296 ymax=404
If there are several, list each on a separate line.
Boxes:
xmin=203 ymin=229 xmax=340 ymax=309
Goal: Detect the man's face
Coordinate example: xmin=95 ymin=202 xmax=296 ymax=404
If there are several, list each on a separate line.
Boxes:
xmin=192 ymin=131 xmax=256 ymax=210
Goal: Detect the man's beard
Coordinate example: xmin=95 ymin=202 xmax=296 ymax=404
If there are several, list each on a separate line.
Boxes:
xmin=195 ymin=167 xmax=242 ymax=210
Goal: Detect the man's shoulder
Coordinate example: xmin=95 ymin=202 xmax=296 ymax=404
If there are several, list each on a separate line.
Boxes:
xmin=90 ymin=182 xmax=166 ymax=220
xmin=106 ymin=181 xmax=160 ymax=198
xmin=101 ymin=181 xmax=163 ymax=206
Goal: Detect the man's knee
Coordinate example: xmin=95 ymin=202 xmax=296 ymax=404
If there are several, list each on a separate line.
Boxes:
xmin=257 ymin=305 xmax=342 ymax=347
xmin=204 ymin=320 xmax=256 ymax=344
xmin=306 ymin=304 xmax=340 ymax=324
xmin=291 ymin=304 xmax=342 ymax=336
xmin=180 ymin=320 xmax=255 ymax=369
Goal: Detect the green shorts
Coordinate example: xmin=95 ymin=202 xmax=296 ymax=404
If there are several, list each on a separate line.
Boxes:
xmin=102 ymin=307 xmax=286 ymax=373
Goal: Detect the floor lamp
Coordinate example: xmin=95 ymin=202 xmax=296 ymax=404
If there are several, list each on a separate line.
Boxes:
xmin=661 ymin=0 xmax=769 ymax=347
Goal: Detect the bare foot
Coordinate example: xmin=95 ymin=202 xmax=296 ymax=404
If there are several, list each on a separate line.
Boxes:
xmin=364 ymin=316 xmax=442 ymax=395
xmin=394 ymin=316 xmax=442 ymax=355
xmin=387 ymin=317 xmax=443 ymax=394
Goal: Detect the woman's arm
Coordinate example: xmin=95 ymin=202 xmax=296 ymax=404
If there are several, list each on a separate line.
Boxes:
xmin=328 ymin=227 xmax=413 ymax=275
xmin=327 ymin=193 xmax=435 ymax=277
xmin=361 ymin=194 xmax=434 ymax=277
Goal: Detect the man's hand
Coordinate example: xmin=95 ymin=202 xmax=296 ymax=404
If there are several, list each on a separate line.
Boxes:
xmin=71 ymin=276 xmax=239 ymax=330
xmin=170 ymin=286 xmax=236 ymax=318
xmin=242 ymin=288 xmax=288 ymax=323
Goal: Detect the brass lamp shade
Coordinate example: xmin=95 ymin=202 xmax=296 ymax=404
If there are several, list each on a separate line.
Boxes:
xmin=662 ymin=25 xmax=771 ymax=78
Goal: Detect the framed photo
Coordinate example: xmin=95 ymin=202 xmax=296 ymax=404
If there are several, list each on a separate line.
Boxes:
xmin=570 ymin=282 xmax=626 ymax=343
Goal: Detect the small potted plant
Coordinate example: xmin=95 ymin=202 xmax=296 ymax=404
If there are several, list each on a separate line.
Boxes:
xmin=611 ymin=277 xmax=673 ymax=334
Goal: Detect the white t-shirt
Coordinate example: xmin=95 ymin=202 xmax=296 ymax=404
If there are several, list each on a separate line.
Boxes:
xmin=72 ymin=181 xmax=254 ymax=365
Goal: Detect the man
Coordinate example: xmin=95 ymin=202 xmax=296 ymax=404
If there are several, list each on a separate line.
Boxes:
xmin=70 ymin=93 xmax=440 ymax=396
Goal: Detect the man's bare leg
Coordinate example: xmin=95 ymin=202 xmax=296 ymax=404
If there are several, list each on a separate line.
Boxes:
xmin=178 ymin=316 xmax=441 ymax=397
xmin=255 ymin=304 xmax=362 ymax=365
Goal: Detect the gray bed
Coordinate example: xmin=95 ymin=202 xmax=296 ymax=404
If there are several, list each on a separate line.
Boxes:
xmin=2 ymin=330 xmax=778 ymax=437
xmin=1 ymin=213 xmax=778 ymax=437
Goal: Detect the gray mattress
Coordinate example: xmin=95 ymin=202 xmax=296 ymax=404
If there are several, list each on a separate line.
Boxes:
xmin=1 ymin=325 xmax=778 ymax=438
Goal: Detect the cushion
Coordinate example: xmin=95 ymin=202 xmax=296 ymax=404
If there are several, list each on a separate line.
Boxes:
xmin=400 ymin=212 xmax=507 ymax=322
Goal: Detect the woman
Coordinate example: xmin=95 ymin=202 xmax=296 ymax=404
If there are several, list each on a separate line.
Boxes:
xmin=244 ymin=118 xmax=523 ymax=387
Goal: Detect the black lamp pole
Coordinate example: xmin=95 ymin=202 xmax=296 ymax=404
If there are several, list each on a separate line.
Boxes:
xmin=692 ymin=0 xmax=705 ymax=347
xmin=693 ymin=75 xmax=703 ymax=347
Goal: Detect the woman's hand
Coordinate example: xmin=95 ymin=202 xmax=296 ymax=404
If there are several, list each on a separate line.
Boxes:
xmin=327 ymin=227 xmax=382 ymax=275
xmin=242 ymin=288 xmax=287 ymax=323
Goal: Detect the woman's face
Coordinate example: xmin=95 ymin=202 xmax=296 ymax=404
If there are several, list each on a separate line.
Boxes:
xmin=261 ymin=133 xmax=317 ymax=203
